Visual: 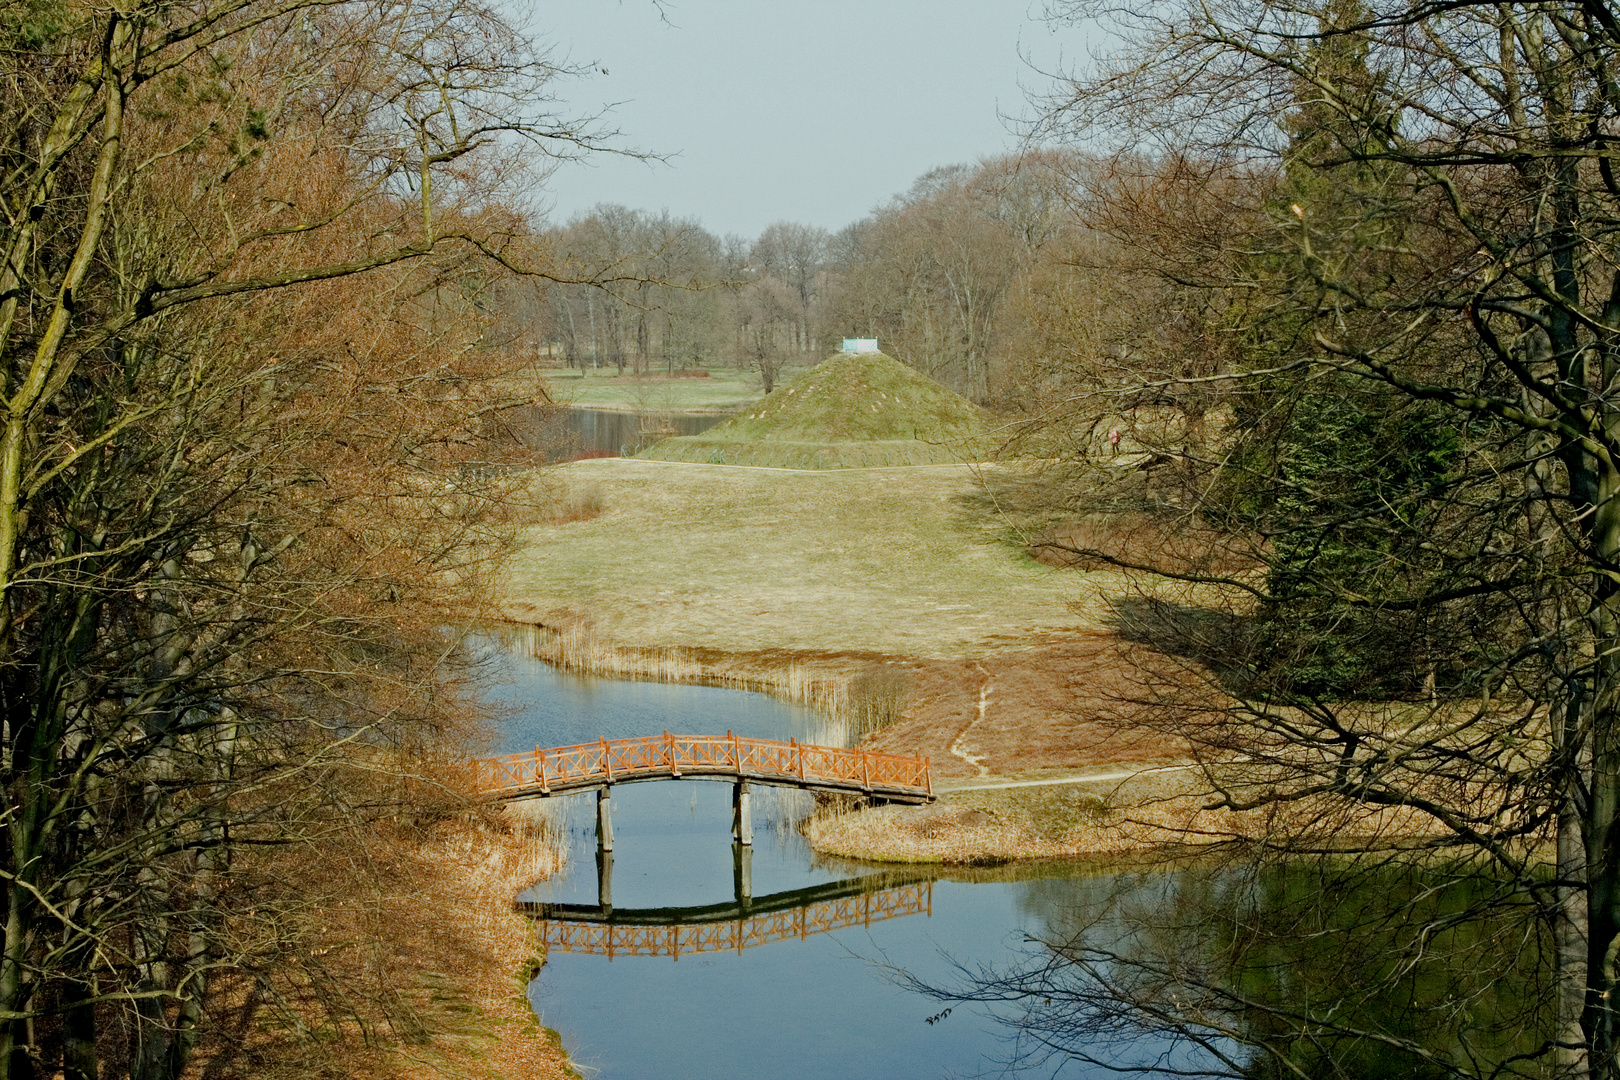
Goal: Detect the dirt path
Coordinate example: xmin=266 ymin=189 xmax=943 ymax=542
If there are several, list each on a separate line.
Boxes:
xmin=937 ymin=763 xmax=1198 ymax=793
xmin=946 ymin=662 xmax=995 ymax=776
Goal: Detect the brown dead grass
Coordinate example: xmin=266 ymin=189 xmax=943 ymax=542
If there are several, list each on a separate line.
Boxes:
xmin=510 ymin=621 xmax=855 ymax=718
xmin=808 ymin=770 xmax=1452 ymax=864
xmin=1031 ymin=513 xmax=1260 ymax=576
xmin=816 ymin=780 xmax=1451 ymax=867
xmin=807 ymin=800 xmax=1124 ymax=863
xmin=537 ymin=482 xmax=605 ymax=526
xmin=202 ymin=808 xmax=573 ymax=1080
xmin=864 ymin=635 xmax=1190 ymax=778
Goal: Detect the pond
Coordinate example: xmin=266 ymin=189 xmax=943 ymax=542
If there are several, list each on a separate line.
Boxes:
xmin=479 ymin=638 xmax=1193 ymax=1080
xmin=506 ymin=406 xmax=726 ymax=460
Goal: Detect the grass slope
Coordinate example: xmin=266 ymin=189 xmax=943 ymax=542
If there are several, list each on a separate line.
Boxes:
xmin=501 ymin=458 xmax=1118 ymax=659
xmin=639 ymin=352 xmax=991 ymax=468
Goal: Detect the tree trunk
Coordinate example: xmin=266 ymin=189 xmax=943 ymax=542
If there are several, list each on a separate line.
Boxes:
xmin=1588 ymin=690 xmax=1620 ymax=1078
xmin=62 ymin=979 xmax=97 ymax=1080
xmin=1558 ymin=679 xmax=1592 ymax=1078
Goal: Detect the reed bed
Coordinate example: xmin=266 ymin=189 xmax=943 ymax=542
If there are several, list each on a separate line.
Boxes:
xmin=223 ymin=809 xmax=575 ymax=1080
xmin=806 ymin=798 xmax=1123 ymax=864
xmin=372 ymin=810 xmax=574 ymax=1079
xmin=806 ymin=782 xmax=1458 ymax=866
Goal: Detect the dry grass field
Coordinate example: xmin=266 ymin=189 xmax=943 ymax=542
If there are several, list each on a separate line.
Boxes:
xmin=499 ymin=455 xmax=1247 ymax=865
xmin=500 ymin=457 xmax=1130 ymax=659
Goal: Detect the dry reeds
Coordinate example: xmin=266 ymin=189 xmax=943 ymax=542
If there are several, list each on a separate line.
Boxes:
xmin=505 ymin=623 xmax=910 ymax=742
xmin=539 ymin=481 xmax=605 ymax=525
xmin=201 ymin=806 xmax=574 ymax=1080
xmin=847 ymin=665 xmax=912 ymax=739
xmin=806 ymin=785 xmax=1455 ymax=866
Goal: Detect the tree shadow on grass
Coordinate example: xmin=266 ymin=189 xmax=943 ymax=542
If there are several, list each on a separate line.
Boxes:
xmin=1102 ymin=595 xmax=1264 ymax=698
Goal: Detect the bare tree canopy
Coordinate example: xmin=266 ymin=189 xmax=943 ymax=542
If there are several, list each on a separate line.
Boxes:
xmin=917 ymin=0 xmax=1620 ymax=1077
xmin=0 ymin=2 xmax=607 ymax=1077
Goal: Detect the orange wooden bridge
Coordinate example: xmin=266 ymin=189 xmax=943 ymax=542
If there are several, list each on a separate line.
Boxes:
xmin=468 ymin=731 xmax=933 ymax=849
xmin=524 ymin=880 xmax=933 ymax=960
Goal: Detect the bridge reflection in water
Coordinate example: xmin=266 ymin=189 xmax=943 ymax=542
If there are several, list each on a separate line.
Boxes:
xmin=520 ymin=844 xmax=933 ymax=960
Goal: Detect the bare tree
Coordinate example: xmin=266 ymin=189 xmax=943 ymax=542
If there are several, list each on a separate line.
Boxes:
xmin=541 ymin=206 xmax=730 ymax=375
xmin=752 ymin=221 xmax=829 ymax=353
xmin=947 ymin=0 xmax=1620 ymax=1075
xmin=822 ymin=157 xmax=1061 ymax=401
xmin=0 ymin=3 xmax=608 ymax=1077
xmin=732 ymin=274 xmax=799 ymax=392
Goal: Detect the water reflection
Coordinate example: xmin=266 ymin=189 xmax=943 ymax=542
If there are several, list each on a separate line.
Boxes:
xmin=472 ymin=633 xmax=1524 ymax=1075
xmin=507 ymin=405 xmax=725 ymax=459
xmin=480 ymin=638 xmax=1197 ymax=1078
xmin=943 ymin=857 xmax=1551 ymax=1080
xmin=524 ymin=842 xmax=933 ymax=925
xmin=525 ymin=849 xmax=936 ymax=961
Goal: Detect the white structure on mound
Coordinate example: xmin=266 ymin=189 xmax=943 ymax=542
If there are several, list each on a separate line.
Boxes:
xmin=841 ymin=338 xmax=879 ymax=354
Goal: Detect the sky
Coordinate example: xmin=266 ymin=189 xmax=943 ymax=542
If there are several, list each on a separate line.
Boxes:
xmin=528 ymin=1 xmax=1086 ymax=240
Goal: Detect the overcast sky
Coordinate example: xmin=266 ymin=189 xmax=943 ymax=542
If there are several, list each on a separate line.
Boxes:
xmin=529 ymin=2 xmax=1085 ymax=239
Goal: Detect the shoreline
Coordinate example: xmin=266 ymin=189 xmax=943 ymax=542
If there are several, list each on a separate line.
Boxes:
xmin=490 ymin=617 xmax=1219 ymax=865
xmin=486 ymin=625 xmax=1455 ymax=865
xmin=487 ymin=618 xmax=904 ymax=732
xmin=804 ymin=766 xmax=1218 ymax=864
xmin=209 ymin=807 xmax=576 ymax=1080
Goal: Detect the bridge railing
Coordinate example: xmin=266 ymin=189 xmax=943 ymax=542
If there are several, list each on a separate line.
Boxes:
xmin=534 ymin=882 xmax=934 ymax=959
xmin=467 ymin=731 xmax=931 ymax=798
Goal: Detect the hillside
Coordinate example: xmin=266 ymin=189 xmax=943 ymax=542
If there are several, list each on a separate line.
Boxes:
xmin=638 ymin=352 xmax=993 ymax=468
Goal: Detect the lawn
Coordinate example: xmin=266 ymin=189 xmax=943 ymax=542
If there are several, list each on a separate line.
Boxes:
xmin=543 ymin=364 xmax=813 ymax=413
xmin=500 ymin=458 xmax=1135 ymax=659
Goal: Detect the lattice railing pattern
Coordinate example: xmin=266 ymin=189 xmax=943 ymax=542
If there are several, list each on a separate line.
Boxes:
xmin=467 ymin=731 xmax=931 ymax=800
xmin=535 ymin=882 xmax=933 ymax=959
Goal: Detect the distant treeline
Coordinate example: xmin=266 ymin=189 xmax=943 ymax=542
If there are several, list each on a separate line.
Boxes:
xmin=505 ymin=151 xmax=1146 ymax=404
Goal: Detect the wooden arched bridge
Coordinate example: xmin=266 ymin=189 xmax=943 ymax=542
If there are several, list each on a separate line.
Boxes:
xmin=468 ymin=731 xmax=934 ymax=849
xmin=469 ymin=731 xmax=933 ymax=801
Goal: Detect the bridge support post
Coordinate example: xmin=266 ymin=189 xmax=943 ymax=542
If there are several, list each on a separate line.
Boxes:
xmin=595 ymin=848 xmax=613 ymax=914
xmin=731 ymin=781 xmax=752 ymax=846
xmin=732 ymin=841 xmax=752 ymax=910
xmin=596 ymin=786 xmax=614 ymax=853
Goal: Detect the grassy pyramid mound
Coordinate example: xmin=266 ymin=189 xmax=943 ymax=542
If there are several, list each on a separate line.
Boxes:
xmin=639 ymin=351 xmax=991 ymax=469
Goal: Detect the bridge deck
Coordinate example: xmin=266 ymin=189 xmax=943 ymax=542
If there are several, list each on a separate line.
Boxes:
xmin=468 ymin=731 xmax=933 ymax=803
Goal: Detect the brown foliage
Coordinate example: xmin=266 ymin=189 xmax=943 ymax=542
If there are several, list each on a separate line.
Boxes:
xmin=0 ymin=3 xmax=595 ymax=1078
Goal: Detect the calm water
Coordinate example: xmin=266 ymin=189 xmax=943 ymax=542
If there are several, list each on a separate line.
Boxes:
xmin=479 ymin=640 xmax=1183 ymax=1079
xmin=508 ymin=406 xmax=725 ymax=459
